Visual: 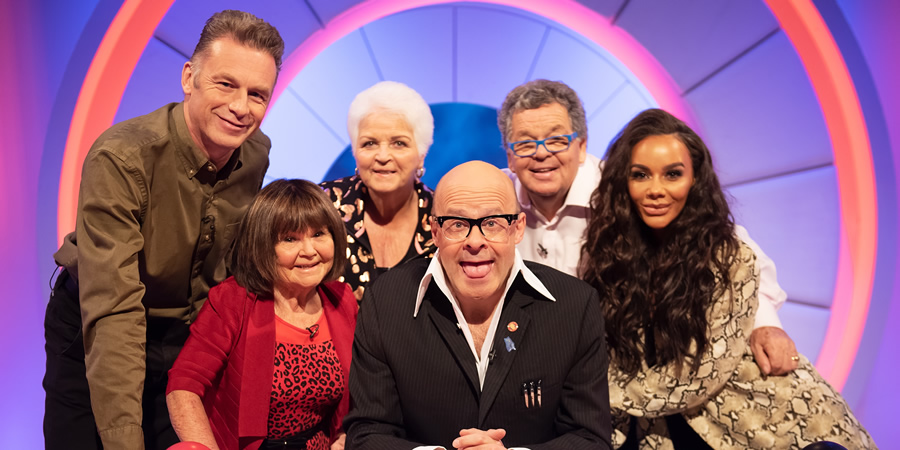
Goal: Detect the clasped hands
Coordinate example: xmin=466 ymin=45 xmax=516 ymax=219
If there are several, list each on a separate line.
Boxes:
xmin=443 ymin=428 xmax=507 ymax=450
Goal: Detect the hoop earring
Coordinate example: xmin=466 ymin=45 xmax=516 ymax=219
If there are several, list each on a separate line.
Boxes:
xmin=416 ymin=167 xmax=425 ymax=178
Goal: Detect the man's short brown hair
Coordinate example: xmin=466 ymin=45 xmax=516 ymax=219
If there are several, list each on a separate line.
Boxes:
xmin=191 ymin=9 xmax=284 ymax=72
xmin=232 ymin=179 xmax=348 ymax=297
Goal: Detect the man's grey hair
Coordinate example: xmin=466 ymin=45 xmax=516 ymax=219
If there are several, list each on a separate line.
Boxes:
xmin=497 ymin=79 xmax=588 ymax=147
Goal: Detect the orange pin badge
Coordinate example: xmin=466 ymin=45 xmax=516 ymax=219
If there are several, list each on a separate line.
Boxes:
xmin=507 ymin=321 xmax=519 ymax=332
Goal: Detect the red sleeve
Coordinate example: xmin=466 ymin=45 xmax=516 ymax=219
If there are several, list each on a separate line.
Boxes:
xmin=166 ymin=278 xmax=248 ymax=397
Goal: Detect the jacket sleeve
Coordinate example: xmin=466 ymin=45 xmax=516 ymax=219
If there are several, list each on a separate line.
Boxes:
xmin=344 ymin=283 xmax=428 ymax=449
xmin=530 ymin=287 xmax=613 ymax=450
xmin=608 ymin=245 xmax=759 ymax=418
xmin=77 ymin=148 xmax=149 ymax=449
xmin=167 ymin=282 xmax=244 ymax=398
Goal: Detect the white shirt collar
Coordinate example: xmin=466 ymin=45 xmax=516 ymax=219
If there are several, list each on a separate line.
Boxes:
xmin=413 ymin=248 xmax=555 ymax=389
xmin=413 ymin=248 xmax=555 ymax=318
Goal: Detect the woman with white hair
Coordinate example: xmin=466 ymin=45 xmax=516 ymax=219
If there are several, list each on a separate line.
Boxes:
xmin=320 ymin=81 xmax=436 ymax=302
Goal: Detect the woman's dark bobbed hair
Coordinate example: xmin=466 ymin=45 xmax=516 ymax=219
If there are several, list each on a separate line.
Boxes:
xmin=231 ymin=179 xmax=348 ymax=297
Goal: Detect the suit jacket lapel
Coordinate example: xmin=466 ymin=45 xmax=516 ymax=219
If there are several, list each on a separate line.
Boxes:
xmin=478 ymin=284 xmax=533 ymax=426
xmin=423 ymin=284 xmax=481 ymax=394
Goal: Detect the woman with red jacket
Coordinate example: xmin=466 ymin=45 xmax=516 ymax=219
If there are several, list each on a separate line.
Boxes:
xmin=167 ymin=179 xmax=357 ymax=450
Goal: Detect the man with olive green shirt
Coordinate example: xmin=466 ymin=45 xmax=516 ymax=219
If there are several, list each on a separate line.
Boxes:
xmin=43 ymin=10 xmax=282 ymax=450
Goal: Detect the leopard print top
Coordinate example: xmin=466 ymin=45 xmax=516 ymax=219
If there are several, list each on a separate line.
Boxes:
xmin=267 ymin=314 xmax=343 ymax=448
xmin=609 ymin=243 xmax=877 ymax=449
xmin=320 ymin=175 xmax=436 ymax=302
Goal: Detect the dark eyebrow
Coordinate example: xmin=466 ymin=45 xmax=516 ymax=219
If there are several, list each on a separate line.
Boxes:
xmin=663 ymin=162 xmax=686 ymax=170
xmin=629 ymin=163 xmax=649 ymax=170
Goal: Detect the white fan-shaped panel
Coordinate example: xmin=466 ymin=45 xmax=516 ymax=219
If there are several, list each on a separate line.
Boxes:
xmin=728 ymin=166 xmax=840 ymax=307
xmin=687 ymin=32 xmax=833 ymax=186
xmin=456 ymin=6 xmax=548 ymax=106
xmin=616 ymin=0 xmax=779 ymax=91
xmin=286 ymin=30 xmax=383 ymax=144
xmin=529 ymin=29 xmax=631 ymax=118
xmin=364 ymin=7 xmax=455 ymax=103
xmin=261 ymin=90 xmax=348 ymax=184
xmin=585 ymin=83 xmax=656 ymax=156
xmin=115 ymin=39 xmax=185 ymax=125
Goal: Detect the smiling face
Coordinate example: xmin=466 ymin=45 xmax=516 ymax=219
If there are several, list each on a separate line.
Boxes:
xmin=274 ymin=227 xmax=335 ymax=296
xmin=628 ymin=134 xmax=695 ymax=231
xmin=182 ymin=38 xmax=277 ymax=161
xmin=354 ymin=111 xmax=423 ymax=197
xmin=506 ymin=102 xmax=586 ymax=215
xmin=432 ymin=162 xmax=525 ymax=308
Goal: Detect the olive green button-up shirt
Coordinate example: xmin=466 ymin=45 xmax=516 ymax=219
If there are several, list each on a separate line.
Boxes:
xmin=57 ymin=102 xmax=269 ymax=449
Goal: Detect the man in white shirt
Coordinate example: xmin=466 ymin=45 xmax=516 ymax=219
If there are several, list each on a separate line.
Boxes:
xmin=498 ymin=79 xmax=798 ymax=376
xmin=345 ymin=161 xmax=612 ymax=449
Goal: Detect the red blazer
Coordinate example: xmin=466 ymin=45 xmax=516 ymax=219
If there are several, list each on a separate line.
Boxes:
xmin=167 ymin=277 xmax=358 ymax=450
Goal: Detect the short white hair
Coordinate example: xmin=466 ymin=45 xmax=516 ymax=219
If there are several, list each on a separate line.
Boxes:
xmin=347 ymin=81 xmax=434 ymax=158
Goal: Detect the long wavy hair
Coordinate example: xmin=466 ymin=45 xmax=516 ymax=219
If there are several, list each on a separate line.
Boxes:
xmin=581 ymin=109 xmax=738 ymax=377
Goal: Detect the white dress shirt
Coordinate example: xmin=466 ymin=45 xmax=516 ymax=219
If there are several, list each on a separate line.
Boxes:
xmin=411 ymin=249 xmax=554 ymax=450
xmin=505 ymin=153 xmax=786 ymax=329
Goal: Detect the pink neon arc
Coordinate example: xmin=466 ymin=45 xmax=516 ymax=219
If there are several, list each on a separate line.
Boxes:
xmin=58 ymin=0 xmax=876 ymax=390
xmin=764 ymin=0 xmax=876 ymax=390
xmin=57 ymin=0 xmax=175 ymax=244
xmin=271 ymin=0 xmax=697 ymax=127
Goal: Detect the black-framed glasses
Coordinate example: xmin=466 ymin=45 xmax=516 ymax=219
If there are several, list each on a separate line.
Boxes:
xmin=434 ymin=214 xmax=520 ymax=242
xmin=507 ymin=132 xmax=579 ymax=157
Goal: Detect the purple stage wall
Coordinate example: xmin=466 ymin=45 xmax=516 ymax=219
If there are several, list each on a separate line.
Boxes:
xmin=1 ymin=0 xmax=898 ymax=447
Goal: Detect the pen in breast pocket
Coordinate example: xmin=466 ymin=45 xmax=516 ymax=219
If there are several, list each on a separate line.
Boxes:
xmin=537 ymin=379 xmax=542 ymax=407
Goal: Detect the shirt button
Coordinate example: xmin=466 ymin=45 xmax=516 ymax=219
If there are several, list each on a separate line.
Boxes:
xmin=204 ymin=234 xmax=211 ymax=242
xmin=206 ymin=164 xmax=215 ymax=172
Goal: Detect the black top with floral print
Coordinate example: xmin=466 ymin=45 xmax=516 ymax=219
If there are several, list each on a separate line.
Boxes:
xmin=320 ymin=175 xmax=436 ymax=302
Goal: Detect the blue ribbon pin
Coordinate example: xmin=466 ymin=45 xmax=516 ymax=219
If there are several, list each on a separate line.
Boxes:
xmin=504 ymin=336 xmax=516 ymax=352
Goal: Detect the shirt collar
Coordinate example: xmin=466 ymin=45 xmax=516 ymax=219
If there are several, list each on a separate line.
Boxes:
xmin=173 ymin=102 xmax=244 ymax=180
xmin=413 ymin=248 xmax=555 ymax=317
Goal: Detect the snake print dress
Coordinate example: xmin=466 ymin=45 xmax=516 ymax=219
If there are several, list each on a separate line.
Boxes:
xmin=608 ymin=243 xmax=876 ymax=449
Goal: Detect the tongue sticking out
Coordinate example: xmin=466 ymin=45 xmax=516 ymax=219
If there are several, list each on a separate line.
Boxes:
xmin=461 ymin=262 xmax=492 ymax=278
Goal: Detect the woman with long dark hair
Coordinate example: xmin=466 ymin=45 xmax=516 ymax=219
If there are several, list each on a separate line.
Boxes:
xmin=581 ymin=109 xmax=874 ymax=449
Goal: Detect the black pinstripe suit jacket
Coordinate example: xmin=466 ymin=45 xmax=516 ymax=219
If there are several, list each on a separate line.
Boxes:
xmin=345 ymin=259 xmax=612 ymax=449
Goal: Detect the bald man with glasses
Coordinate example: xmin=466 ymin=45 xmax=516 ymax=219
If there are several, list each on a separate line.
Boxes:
xmin=345 ymin=161 xmax=612 ymax=450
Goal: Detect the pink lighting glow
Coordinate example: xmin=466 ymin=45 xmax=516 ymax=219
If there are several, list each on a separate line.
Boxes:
xmin=272 ymin=0 xmax=697 ymax=127
xmin=58 ymin=0 xmax=877 ymax=391
xmin=764 ymin=0 xmax=877 ymax=390
xmin=57 ymin=0 xmax=175 ymax=245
